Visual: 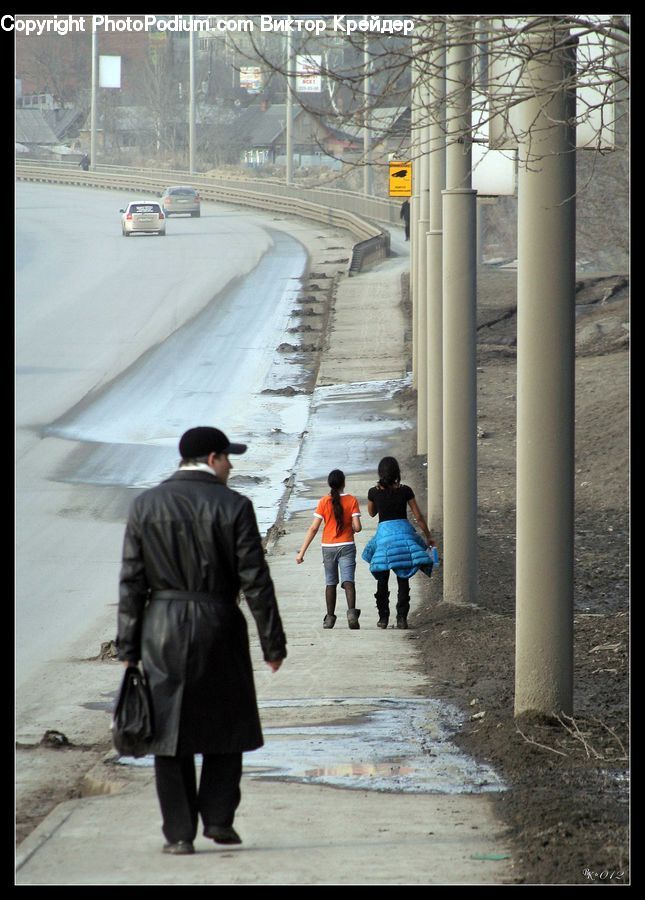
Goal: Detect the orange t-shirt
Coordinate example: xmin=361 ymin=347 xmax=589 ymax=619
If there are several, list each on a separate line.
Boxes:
xmin=314 ymin=493 xmax=361 ymax=546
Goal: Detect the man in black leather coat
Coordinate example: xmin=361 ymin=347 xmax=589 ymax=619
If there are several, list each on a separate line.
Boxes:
xmin=117 ymin=426 xmax=287 ymax=855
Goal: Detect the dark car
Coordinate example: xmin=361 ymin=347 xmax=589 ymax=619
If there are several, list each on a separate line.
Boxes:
xmin=161 ymin=186 xmax=201 ymax=218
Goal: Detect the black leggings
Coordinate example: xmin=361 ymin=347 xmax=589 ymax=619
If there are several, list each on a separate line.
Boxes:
xmin=373 ymin=570 xmax=410 ymax=618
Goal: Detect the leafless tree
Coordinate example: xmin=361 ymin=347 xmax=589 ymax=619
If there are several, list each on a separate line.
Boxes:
xmin=16 ymin=26 xmax=91 ymax=105
xmin=226 ymin=14 xmax=628 ymax=166
xmin=130 ymin=44 xmax=185 ymax=159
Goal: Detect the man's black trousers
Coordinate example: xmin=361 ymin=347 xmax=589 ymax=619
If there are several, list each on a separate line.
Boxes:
xmin=154 ymin=752 xmax=242 ymax=844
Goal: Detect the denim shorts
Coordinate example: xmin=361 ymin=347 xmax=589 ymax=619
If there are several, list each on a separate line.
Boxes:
xmin=322 ymin=544 xmax=357 ymax=586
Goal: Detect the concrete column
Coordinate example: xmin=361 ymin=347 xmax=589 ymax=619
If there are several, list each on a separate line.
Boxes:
xmin=515 ymin=28 xmax=577 ymax=718
xmin=410 ymin=194 xmax=417 ymax=385
xmin=442 ymin=18 xmax=478 ymax=605
xmin=410 ymin=60 xmax=421 ymax=387
xmin=416 ymin=77 xmax=430 ymax=455
xmin=426 ymin=24 xmax=446 ymax=529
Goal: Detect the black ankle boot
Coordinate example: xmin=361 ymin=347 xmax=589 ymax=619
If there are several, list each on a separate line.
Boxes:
xmin=347 ymin=608 xmax=361 ymax=629
xmin=375 ymin=590 xmax=389 ymax=629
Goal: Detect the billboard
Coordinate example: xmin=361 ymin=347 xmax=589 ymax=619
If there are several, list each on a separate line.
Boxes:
xmin=296 ymin=55 xmax=322 ymax=93
xmin=99 ymin=55 xmax=121 ymax=89
xmin=240 ymin=67 xmax=263 ymax=94
xmin=486 ymin=19 xmax=617 ymax=151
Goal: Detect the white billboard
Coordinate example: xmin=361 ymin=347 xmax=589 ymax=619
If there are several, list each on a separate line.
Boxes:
xmin=486 ymin=19 xmax=617 ymax=151
xmin=472 ymin=143 xmax=517 ymax=196
xmin=296 ymin=55 xmax=322 ymax=93
xmin=99 ymin=55 xmax=121 ymax=89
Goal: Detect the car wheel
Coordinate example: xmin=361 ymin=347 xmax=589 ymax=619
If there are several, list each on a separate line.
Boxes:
xmin=122 ymin=229 xmax=130 ymax=237
xmin=158 ymin=231 xmax=166 ymax=236
xmin=192 ymin=211 xmax=200 ymax=218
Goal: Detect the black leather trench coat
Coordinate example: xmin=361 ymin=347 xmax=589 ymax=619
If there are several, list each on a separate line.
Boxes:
xmin=117 ymin=469 xmax=287 ymax=756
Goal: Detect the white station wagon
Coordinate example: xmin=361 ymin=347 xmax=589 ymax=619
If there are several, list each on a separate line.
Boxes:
xmin=120 ymin=200 xmax=166 ymax=237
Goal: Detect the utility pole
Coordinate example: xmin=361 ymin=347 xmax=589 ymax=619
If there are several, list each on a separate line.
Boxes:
xmin=90 ymin=22 xmax=98 ymax=170
xmin=426 ymin=21 xmax=446 ymax=529
xmin=188 ymin=15 xmax=196 ymax=174
xmin=442 ymin=16 xmax=478 ymax=605
xmin=514 ymin=23 xmax=577 ymax=718
xmin=286 ymin=29 xmax=294 ymax=185
xmin=363 ymin=34 xmax=372 ymax=196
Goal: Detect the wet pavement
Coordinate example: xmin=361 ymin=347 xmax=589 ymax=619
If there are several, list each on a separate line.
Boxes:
xmin=45 ymin=228 xmax=311 ymax=534
xmin=118 ymin=697 xmax=505 ymax=796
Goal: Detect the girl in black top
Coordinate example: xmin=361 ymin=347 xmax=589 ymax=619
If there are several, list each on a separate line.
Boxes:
xmin=365 ymin=456 xmax=435 ymax=629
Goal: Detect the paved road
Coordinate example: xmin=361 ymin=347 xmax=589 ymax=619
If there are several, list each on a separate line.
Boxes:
xmin=15 ymin=183 xmax=309 ymax=719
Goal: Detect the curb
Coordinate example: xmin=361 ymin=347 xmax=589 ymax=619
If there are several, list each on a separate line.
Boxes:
xmin=16 ymin=800 xmax=80 ymax=872
xmin=15 ymin=753 xmax=143 ymax=874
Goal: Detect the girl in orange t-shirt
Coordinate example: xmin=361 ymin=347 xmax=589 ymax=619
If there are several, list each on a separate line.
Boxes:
xmin=295 ymin=469 xmax=362 ymax=629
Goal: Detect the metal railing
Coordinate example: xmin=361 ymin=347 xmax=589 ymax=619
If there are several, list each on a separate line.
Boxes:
xmin=15 ymin=160 xmax=395 ymax=273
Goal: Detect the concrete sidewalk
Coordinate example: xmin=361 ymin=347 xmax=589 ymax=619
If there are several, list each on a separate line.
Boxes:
xmin=16 ymin=248 xmax=515 ymax=886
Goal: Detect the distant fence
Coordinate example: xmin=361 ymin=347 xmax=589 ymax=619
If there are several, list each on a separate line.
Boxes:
xmin=15 ymin=160 xmax=396 ymax=275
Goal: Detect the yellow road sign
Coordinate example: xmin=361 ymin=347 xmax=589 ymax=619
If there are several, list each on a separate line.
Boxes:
xmin=389 ymin=161 xmax=412 ymax=196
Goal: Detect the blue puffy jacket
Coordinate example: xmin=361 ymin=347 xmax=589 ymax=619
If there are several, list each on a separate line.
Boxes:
xmin=361 ymin=519 xmax=434 ymax=579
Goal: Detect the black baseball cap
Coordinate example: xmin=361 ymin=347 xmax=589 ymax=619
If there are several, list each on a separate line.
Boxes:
xmin=178 ymin=426 xmax=247 ymax=459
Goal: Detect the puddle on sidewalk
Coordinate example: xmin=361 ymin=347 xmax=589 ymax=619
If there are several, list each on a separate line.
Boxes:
xmin=287 ymin=376 xmax=414 ymax=517
xmin=116 ymin=697 xmax=506 ymax=795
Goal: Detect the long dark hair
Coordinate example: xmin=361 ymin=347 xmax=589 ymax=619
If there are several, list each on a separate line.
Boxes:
xmin=328 ymin=469 xmax=346 ymax=534
xmin=377 ymin=456 xmax=401 ymax=489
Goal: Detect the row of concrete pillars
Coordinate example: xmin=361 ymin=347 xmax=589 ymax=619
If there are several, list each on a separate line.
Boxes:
xmin=410 ymin=19 xmax=576 ymax=718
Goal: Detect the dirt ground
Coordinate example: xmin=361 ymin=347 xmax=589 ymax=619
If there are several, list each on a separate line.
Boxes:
xmin=402 ymin=267 xmax=630 ymax=886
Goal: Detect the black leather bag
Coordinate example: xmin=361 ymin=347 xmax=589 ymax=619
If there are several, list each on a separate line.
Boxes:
xmin=111 ymin=666 xmax=154 ymax=758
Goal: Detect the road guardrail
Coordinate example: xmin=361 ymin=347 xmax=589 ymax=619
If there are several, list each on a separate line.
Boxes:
xmin=15 ymin=161 xmax=393 ymax=274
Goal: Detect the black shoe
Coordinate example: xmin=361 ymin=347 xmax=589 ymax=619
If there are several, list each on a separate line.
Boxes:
xmin=377 ymin=618 xmax=389 ymax=629
xmin=163 ymin=841 xmax=194 ymax=855
xmin=347 ymin=608 xmax=361 ymax=630
xmin=396 ymin=617 xmax=408 ymax=629
xmin=205 ymin=825 xmax=242 ymax=845
xmin=323 ymin=614 xmax=337 ymax=629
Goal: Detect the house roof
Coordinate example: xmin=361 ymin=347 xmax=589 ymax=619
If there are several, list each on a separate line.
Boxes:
xmin=42 ymin=106 xmax=86 ymax=140
xmin=15 ymin=109 xmax=60 ymax=145
xmin=231 ymin=103 xmax=292 ymax=147
xmin=330 ymin=105 xmax=410 ymax=143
